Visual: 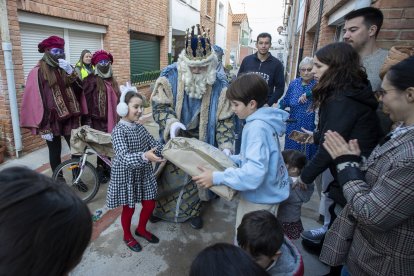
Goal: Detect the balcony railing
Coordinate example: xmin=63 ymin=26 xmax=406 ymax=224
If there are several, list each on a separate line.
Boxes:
xmin=131 ymin=70 xmax=161 ymax=86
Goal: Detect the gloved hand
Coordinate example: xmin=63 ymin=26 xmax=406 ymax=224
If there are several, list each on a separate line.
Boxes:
xmin=222 ymin=148 xmax=231 ymax=156
xmin=170 ymin=122 xmax=186 ymax=139
xmin=58 ymin=59 xmax=73 ymax=74
xmin=41 ymin=133 xmax=53 ymax=142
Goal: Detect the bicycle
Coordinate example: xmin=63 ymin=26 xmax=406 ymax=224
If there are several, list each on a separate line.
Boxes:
xmin=52 ymin=126 xmax=114 ymax=203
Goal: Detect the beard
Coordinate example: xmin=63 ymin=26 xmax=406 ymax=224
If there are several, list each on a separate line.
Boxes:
xmin=180 ymin=64 xmax=217 ymax=99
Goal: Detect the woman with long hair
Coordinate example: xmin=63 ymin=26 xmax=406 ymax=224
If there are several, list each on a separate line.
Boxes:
xmin=75 ymin=49 xmax=94 ymax=80
xmin=20 ymin=36 xmax=87 ymax=173
xmin=82 ymin=50 xmax=120 ymax=183
xmin=320 ymin=56 xmax=414 ymax=276
xmin=295 ymin=43 xmax=381 ymax=265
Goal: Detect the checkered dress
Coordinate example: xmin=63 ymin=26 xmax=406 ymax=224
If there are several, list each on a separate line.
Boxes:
xmin=106 ymin=120 xmax=162 ymax=209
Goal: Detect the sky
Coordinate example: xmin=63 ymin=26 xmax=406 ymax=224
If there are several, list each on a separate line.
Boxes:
xmin=229 ymin=0 xmax=285 ymax=46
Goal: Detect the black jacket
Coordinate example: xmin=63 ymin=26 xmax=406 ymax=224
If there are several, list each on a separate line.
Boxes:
xmin=301 ymin=84 xmax=381 ymax=185
xmin=238 ymin=53 xmax=285 ymax=105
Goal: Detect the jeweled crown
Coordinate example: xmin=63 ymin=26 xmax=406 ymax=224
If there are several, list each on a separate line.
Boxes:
xmin=185 ymin=24 xmax=212 ymax=61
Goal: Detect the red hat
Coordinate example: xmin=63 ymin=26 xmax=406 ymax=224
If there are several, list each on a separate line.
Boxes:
xmin=38 ymin=36 xmax=65 ymax=53
xmin=91 ymin=50 xmax=114 ymax=66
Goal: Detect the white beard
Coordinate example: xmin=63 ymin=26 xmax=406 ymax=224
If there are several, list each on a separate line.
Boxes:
xmin=178 ymin=59 xmax=217 ymax=99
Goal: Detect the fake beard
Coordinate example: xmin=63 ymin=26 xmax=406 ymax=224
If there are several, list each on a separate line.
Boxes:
xmin=182 ymin=66 xmax=216 ymax=99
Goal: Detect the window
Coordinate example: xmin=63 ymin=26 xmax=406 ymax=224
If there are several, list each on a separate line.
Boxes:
xmin=335 ymin=24 xmax=344 ymax=42
xmin=20 ymin=23 xmax=102 ymax=80
xmin=218 ymin=2 xmax=224 ymax=24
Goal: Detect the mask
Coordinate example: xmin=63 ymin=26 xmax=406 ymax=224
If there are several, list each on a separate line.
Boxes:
xmin=98 ymin=64 xmax=110 ymax=74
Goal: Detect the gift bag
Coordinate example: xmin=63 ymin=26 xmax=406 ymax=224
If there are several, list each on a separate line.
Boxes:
xmin=162 ymin=137 xmax=237 ymax=201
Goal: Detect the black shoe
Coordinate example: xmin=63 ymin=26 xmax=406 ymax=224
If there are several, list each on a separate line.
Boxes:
xmin=190 ymin=216 xmax=203 ymax=229
xmin=74 ymin=181 xmax=89 ymax=193
xmin=135 ymin=230 xmax=160 ymax=244
xmin=301 ymin=237 xmax=323 ymax=255
xmin=97 ymin=166 xmax=109 ymax=184
xmin=149 ymin=214 xmax=162 ymax=223
xmin=124 ymin=238 xmax=142 ymax=252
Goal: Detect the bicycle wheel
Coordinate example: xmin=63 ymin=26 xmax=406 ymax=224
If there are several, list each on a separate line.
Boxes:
xmin=52 ymin=159 xmax=100 ymax=203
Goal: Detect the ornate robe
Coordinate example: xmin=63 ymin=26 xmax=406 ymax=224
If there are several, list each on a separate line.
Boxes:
xmin=151 ymin=63 xmax=234 ymax=222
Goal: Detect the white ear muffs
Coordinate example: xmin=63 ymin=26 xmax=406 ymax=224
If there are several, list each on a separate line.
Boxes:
xmin=116 ymin=102 xmax=129 ymax=117
xmin=117 ymin=82 xmax=138 ymax=117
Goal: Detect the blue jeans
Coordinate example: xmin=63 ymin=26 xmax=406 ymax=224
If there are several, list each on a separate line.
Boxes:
xmin=341 ymin=265 xmax=350 ymax=276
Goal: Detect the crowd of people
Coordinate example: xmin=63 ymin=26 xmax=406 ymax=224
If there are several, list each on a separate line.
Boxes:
xmin=1 ymin=5 xmax=412 ymax=276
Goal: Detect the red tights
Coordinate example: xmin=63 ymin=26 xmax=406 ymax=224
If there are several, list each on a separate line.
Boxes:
xmin=121 ymin=200 xmax=156 ymax=241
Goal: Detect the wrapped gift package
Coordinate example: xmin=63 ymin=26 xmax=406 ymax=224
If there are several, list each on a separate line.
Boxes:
xmin=162 ymin=137 xmax=237 ymax=201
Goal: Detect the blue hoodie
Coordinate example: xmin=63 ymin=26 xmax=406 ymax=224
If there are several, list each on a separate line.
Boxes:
xmin=213 ymin=107 xmax=290 ymax=204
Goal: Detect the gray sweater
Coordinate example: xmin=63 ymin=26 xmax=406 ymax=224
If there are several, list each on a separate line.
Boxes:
xmin=362 ymin=48 xmax=388 ymax=92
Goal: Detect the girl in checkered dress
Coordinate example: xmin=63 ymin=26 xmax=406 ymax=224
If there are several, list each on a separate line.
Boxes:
xmin=106 ymin=84 xmax=164 ymax=252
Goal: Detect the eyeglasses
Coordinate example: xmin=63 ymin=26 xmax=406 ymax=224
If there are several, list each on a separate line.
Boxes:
xmin=98 ymin=60 xmax=110 ymax=66
xmin=299 ymin=68 xmax=312 ymax=73
xmin=49 ymin=48 xmax=64 ymax=55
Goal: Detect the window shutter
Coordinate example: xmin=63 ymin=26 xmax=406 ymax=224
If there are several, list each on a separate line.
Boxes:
xmin=130 ymin=34 xmax=160 ymax=75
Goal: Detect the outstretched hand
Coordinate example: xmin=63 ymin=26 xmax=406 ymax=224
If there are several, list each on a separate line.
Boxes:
xmin=192 ymin=166 xmax=214 ymax=189
xmin=144 ymin=148 xmax=165 ymax=163
xmin=323 ymin=130 xmax=361 ymax=159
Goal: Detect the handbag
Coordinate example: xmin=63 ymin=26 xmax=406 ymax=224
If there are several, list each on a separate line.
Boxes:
xmin=161 ymin=137 xmax=237 ymax=201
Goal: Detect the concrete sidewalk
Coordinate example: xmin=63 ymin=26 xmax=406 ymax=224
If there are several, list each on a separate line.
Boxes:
xmin=0 ymin=111 xmax=329 ymax=276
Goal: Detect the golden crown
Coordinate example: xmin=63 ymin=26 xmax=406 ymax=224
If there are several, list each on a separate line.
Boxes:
xmin=185 ymin=24 xmax=212 ymax=61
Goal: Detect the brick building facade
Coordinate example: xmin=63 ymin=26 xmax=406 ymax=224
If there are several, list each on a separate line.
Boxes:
xmin=284 ymin=0 xmax=414 ymax=83
xmin=0 ymin=0 xmax=169 ymax=158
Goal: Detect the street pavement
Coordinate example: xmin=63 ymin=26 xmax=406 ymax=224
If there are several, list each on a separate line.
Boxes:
xmin=0 ymin=110 xmax=329 ymax=276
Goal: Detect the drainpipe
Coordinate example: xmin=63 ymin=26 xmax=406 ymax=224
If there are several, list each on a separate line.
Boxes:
xmin=0 ymin=0 xmax=22 ymax=157
xmin=312 ymin=0 xmax=324 ymax=55
xmin=168 ymin=0 xmax=173 ymax=64
xmin=296 ymin=0 xmax=310 ymax=77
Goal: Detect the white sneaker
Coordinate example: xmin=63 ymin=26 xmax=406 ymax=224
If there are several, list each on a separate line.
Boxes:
xmin=301 ymin=227 xmax=327 ymax=243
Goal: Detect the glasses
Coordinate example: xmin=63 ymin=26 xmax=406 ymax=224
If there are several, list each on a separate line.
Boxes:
xmin=98 ymin=60 xmax=110 ymax=66
xmin=299 ymin=68 xmax=312 ymax=73
xmin=49 ymin=48 xmax=64 ymax=55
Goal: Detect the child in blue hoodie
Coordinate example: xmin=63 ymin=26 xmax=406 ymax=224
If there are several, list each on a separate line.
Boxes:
xmin=193 ymin=73 xmax=290 ymax=232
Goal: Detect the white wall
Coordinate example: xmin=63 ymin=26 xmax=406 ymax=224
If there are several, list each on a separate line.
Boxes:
xmin=172 ymin=0 xmax=200 ymax=33
xmin=215 ymin=0 xmax=228 ymax=50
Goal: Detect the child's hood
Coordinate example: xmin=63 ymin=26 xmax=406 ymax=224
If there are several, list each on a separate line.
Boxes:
xmin=246 ymin=107 xmax=289 ymax=136
xmin=268 ymin=237 xmax=304 ymax=276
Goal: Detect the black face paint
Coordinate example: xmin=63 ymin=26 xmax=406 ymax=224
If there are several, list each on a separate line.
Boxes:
xmin=52 ymin=53 xmax=66 ymax=61
xmin=98 ymin=64 xmax=110 ymax=73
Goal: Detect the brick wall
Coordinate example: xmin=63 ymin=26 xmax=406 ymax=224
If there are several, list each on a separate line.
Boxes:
xmin=0 ymin=0 xmax=168 ymax=157
xmin=306 ymin=0 xmax=320 ymax=31
xmin=286 ymin=0 xmax=414 ymax=83
xmin=200 ymin=0 xmax=217 ymax=44
xmin=373 ymin=0 xmax=414 ymax=49
xmin=230 ymin=23 xmax=240 ymax=65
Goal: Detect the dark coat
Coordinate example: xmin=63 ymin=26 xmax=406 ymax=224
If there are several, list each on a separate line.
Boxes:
xmin=237 ymin=53 xmax=285 ymax=105
xmin=301 ymin=84 xmax=381 ymax=185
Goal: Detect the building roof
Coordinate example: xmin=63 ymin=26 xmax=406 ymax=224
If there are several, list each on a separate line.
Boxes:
xmin=233 ymin=13 xmax=248 ymax=24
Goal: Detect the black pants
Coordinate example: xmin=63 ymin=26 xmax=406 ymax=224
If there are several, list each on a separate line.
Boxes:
xmin=46 ymin=135 xmax=71 ymax=173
